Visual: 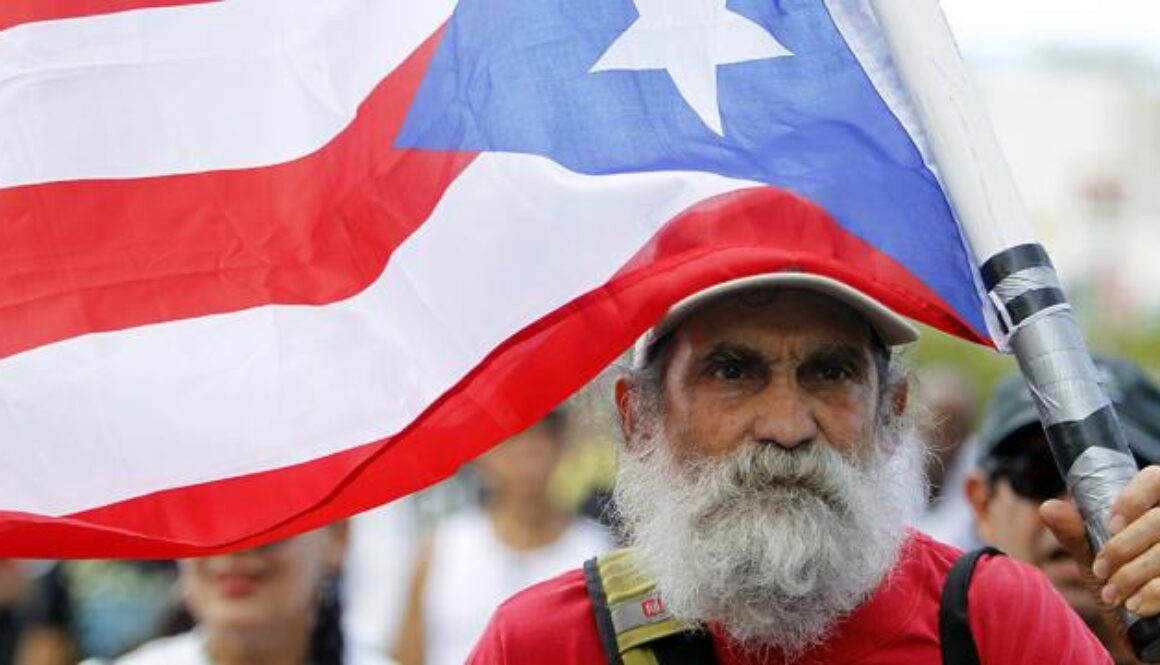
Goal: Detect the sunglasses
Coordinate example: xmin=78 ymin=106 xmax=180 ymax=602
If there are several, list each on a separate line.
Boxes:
xmin=984 ymin=450 xmax=1067 ymax=502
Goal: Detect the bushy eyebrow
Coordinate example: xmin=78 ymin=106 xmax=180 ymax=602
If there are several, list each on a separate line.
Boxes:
xmin=699 ymin=342 xmax=765 ymax=366
xmin=804 ymin=344 xmax=867 ymax=367
xmin=700 ymin=342 xmax=866 ymax=364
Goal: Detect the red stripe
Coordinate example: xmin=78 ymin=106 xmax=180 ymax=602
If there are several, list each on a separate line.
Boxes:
xmin=0 ymin=25 xmax=472 ymax=361
xmin=0 ymin=0 xmax=218 ymax=31
xmin=0 ymin=186 xmax=986 ymax=557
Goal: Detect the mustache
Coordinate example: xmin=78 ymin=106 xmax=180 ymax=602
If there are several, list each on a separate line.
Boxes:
xmin=687 ymin=443 xmax=860 ymax=515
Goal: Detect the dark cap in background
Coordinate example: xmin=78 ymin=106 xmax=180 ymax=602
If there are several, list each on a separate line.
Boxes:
xmin=977 ymin=355 xmax=1160 ymax=466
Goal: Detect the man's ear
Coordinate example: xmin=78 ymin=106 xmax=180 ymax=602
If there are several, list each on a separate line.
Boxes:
xmin=614 ymin=375 xmax=636 ymax=446
xmin=890 ymin=373 xmax=909 ymax=417
xmin=965 ymin=470 xmax=996 ymax=542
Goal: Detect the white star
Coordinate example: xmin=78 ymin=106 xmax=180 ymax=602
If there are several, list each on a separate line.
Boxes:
xmin=591 ymin=0 xmax=793 ymax=135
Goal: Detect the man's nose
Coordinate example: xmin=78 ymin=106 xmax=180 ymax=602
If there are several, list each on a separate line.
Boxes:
xmin=750 ymin=379 xmax=818 ymax=450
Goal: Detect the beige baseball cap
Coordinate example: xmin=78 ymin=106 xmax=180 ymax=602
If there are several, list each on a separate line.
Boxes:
xmin=633 ymin=272 xmax=918 ymax=367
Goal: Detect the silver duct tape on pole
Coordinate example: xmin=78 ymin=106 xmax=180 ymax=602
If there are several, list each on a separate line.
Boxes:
xmin=1010 ymin=317 xmax=1137 ymax=549
xmin=868 ymin=2 xmax=1160 ymax=658
xmin=984 ymin=243 xmax=1148 ymax=642
xmin=1069 ymin=448 xmax=1139 ymax=551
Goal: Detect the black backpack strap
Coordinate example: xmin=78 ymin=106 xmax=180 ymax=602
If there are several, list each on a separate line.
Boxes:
xmin=940 ymin=546 xmax=1003 ymax=665
xmin=650 ymin=629 xmax=718 ymax=665
xmin=584 ymin=555 xmax=624 ymax=665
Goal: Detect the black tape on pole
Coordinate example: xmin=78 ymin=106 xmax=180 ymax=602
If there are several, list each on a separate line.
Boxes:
xmin=1002 ymin=288 xmax=1067 ymax=327
xmin=993 ymin=242 xmax=1160 ymax=661
xmin=1130 ymin=620 xmax=1160 ymax=662
xmin=1043 ymin=405 xmax=1133 ymax=470
xmin=980 ymin=243 xmax=1053 ymax=291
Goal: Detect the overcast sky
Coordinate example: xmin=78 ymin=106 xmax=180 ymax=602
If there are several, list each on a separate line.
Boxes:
xmin=940 ymin=0 xmax=1160 ymax=63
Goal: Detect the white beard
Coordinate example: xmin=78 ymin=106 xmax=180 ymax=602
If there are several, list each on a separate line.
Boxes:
xmin=613 ymin=414 xmax=927 ymax=659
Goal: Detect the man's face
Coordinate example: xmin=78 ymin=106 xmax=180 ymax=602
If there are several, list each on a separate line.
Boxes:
xmin=654 ymin=288 xmax=884 ymax=462
xmin=613 ymin=288 xmax=922 ymax=655
xmin=968 ymin=429 xmax=1093 ymax=617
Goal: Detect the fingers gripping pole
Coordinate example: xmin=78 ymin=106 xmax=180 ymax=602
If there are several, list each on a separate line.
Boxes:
xmin=867 ymin=1 xmax=1159 ymax=657
xmin=982 ymin=245 xmax=1137 ymax=547
xmin=985 ymin=244 xmax=1153 ymax=652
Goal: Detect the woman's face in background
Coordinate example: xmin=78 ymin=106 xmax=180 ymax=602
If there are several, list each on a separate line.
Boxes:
xmin=180 ymin=524 xmax=348 ymax=635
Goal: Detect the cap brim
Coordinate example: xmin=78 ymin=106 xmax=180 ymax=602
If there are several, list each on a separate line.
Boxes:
xmin=978 ymin=406 xmax=1160 ymax=467
xmin=633 ymin=272 xmax=918 ymax=367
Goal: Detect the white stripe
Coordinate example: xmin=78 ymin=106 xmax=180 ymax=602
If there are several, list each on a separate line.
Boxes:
xmin=0 ymin=155 xmax=758 ymax=515
xmin=0 ymin=0 xmax=453 ymax=189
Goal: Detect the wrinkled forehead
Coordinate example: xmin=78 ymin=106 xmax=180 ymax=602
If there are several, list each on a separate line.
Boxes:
xmin=670 ymin=288 xmax=877 ymax=351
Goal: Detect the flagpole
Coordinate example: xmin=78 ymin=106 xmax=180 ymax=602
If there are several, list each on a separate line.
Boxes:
xmin=867 ymin=0 xmax=1160 ymax=658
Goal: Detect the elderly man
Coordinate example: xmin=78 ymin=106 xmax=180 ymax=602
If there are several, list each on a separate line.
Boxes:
xmin=469 ymin=273 xmax=1159 ymax=663
xmin=967 ymin=356 xmax=1160 ymax=664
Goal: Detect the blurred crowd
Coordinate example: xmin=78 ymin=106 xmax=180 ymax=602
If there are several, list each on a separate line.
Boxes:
xmin=1 ymin=352 xmax=1158 ymax=664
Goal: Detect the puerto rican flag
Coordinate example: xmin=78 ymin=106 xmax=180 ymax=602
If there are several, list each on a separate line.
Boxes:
xmin=0 ymin=0 xmax=991 ymax=556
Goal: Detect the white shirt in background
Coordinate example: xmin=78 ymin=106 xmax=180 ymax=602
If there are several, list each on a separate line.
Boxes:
xmin=100 ymin=629 xmax=396 ymax=665
xmin=422 ymin=509 xmax=613 ymax=665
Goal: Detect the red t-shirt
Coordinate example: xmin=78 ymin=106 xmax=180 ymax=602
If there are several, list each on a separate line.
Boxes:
xmin=468 ymin=532 xmax=1110 ymax=664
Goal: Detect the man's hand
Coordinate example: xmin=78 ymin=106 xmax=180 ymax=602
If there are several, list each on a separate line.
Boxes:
xmin=1041 ymin=465 xmax=1160 ymax=617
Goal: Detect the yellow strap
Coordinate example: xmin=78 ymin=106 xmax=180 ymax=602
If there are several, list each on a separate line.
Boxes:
xmin=594 ymin=548 xmax=696 ymax=656
xmin=622 ymin=649 xmax=661 ymax=665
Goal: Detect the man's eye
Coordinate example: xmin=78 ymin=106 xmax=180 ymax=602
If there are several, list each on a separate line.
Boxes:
xmin=700 ymin=349 xmax=765 ymax=384
xmin=810 ymin=363 xmax=853 ymax=384
xmin=712 ymin=362 xmax=747 ymax=381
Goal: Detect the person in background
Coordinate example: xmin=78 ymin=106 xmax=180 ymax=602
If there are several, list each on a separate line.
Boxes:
xmin=0 ymin=559 xmax=37 ymax=664
xmin=913 ymin=365 xmax=983 ymax=549
xmin=915 ymin=365 xmax=979 ymax=502
xmin=394 ymin=408 xmax=612 ymax=665
xmin=104 ymin=522 xmax=393 ymax=665
xmin=16 ymin=560 xmax=181 ymax=664
xmin=967 ymin=355 xmax=1160 ymax=664
xmin=341 ymin=497 xmax=422 ymax=658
